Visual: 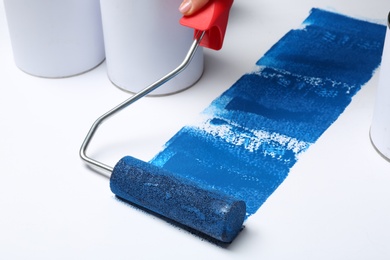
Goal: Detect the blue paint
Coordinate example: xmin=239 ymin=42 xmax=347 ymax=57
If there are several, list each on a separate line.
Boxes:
xmin=150 ymin=9 xmax=386 ymax=217
xmin=258 ymin=8 xmax=385 ymax=85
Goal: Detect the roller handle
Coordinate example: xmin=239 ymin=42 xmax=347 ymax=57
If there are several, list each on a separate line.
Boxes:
xmin=110 ymin=156 xmax=246 ymax=243
xmin=180 ymin=0 xmax=234 ymax=50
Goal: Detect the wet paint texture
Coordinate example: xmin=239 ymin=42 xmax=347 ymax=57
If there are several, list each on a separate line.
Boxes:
xmin=150 ymin=9 xmax=386 ymax=217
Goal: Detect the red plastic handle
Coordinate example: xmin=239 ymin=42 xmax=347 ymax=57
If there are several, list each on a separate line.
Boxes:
xmin=180 ymin=0 xmax=234 ymax=50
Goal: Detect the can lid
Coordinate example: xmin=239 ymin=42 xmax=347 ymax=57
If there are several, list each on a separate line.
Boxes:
xmin=180 ymin=0 xmax=234 ymax=50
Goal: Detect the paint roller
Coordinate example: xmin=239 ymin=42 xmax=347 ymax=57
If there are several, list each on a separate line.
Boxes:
xmin=80 ymin=0 xmax=245 ymax=243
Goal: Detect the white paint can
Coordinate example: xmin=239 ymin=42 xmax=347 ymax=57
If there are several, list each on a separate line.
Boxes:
xmin=4 ymin=0 xmax=105 ymax=78
xmin=99 ymin=0 xmax=204 ymax=95
xmin=371 ymin=12 xmax=390 ymax=160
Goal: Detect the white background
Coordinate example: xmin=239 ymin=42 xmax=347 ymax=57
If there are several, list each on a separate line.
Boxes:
xmin=1 ymin=0 xmax=390 ymax=259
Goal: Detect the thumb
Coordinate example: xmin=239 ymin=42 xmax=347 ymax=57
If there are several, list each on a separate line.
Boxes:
xmin=179 ymin=0 xmax=210 ymax=16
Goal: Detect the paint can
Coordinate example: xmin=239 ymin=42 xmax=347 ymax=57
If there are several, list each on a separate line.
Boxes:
xmin=4 ymin=0 xmax=105 ymax=78
xmin=99 ymin=0 xmax=204 ymax=95
xmin=370 ymin=12 xmax=390 ymax=160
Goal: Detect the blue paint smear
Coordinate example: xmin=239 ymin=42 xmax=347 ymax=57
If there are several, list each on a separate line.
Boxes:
xmin=258 ymin=8 xmax=385 ymax=85
xmin=149 ymin=9 xmax=386 ymax=217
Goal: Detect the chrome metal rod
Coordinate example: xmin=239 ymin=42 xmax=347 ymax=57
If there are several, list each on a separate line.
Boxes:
xmin=80 ymin=31 xmax=206 ymax=178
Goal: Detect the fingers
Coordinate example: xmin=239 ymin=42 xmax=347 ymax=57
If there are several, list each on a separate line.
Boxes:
xmin=179 ymin=0 xmax=210 ymax=16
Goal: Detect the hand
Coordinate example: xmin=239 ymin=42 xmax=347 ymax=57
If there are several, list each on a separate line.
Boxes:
xmin=179 ymin=0 xmax=210 ymax=16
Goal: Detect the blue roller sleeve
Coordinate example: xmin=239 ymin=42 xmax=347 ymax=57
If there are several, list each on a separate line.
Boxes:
xmin=110 ymin=156 xmax=246 ymax=243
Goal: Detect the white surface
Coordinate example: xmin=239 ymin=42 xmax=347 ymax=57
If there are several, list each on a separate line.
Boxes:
xmin=1 ymin=0 xmax=390 ymax=259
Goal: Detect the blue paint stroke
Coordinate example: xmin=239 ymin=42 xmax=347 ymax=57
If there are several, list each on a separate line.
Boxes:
xmin=258 ymin=8 xmax=384 ymax=86
xmin=150 ymin=8 xmax=386 ymax=217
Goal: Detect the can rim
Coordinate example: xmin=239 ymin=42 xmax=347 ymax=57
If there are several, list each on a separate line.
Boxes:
xmin=388 ymin=11 xmax=390 ymax=28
